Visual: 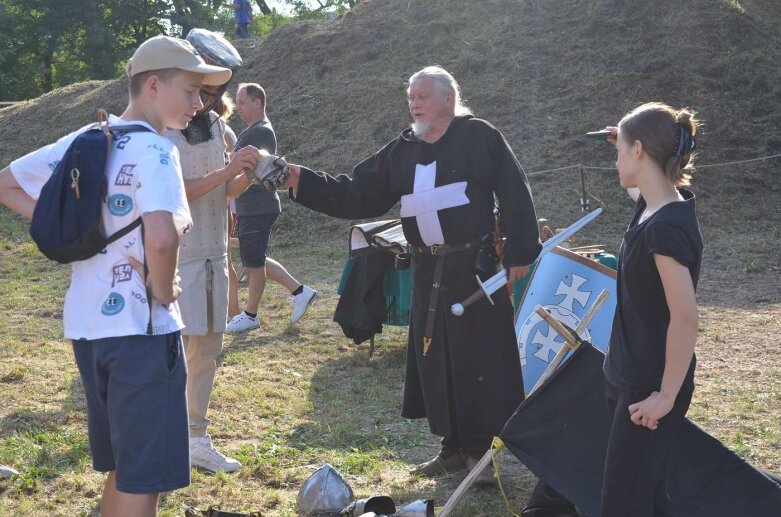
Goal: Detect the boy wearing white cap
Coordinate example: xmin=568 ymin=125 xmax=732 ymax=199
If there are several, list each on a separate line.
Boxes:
xmin=0 ymin=35 xmax=256 ymax=516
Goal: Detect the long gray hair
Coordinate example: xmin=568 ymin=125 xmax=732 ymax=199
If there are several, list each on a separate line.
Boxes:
xmin=408 ymin=66 xmax=473 ymax=116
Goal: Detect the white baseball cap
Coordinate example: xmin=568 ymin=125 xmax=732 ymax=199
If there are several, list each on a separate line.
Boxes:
xmin=127 ymin=35 xmax=232 ymax=86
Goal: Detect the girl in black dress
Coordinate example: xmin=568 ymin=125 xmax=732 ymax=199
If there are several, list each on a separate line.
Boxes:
xmin=600 ymin=102 xmax=702 ymax=516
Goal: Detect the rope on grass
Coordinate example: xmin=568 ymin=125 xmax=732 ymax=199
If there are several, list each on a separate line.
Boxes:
xmin=491 ymin=436 xmax=522 ymax=517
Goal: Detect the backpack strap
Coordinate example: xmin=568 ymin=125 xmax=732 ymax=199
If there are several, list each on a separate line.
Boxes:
xmin=104 ymin=217 xmax=142 ymax=246
xmin=140 ymin=222 xmax=154 ymax=336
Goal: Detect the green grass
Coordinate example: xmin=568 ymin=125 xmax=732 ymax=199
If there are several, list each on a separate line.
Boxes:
xmin=0 ymin=201 xmax=779 ymax=516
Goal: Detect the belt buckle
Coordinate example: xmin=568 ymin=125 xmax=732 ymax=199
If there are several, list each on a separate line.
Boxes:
xmin=430 ymin=244 xmax=441 ymax=255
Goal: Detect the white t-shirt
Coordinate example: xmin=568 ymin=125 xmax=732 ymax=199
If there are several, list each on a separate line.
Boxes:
xmin=10 ymin=115 xmax=193 ymax=340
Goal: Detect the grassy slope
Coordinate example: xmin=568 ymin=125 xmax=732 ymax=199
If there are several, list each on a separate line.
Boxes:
xmin=0 ymin=0 xmax=779 ymax=515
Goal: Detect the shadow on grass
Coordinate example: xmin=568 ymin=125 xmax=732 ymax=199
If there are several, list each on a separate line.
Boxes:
xmin=0 ymin=372 xmax=91 ymax=493
xmin=288 ymin=338 xmax=422 ymax=446
xmin=281 ymin=336 xmax=539 ymax=509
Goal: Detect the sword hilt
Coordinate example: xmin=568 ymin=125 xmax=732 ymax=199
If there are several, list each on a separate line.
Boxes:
xmin=451 ymin=275 xmax=496 ymax=316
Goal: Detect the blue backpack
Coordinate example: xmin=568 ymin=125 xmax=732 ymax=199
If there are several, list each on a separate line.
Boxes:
xmin=30 ymin=119 xmax=152 ymax=264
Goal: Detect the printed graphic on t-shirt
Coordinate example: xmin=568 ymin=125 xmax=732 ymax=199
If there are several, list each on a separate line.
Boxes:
xmin=115 ymin=134 xmax=133 ymax=149
xmin=9 ymin=114 xmax=193 ymax=340
xmin=111 ymin=264 xmax=133 ymax=287
xmin=101 ymin=292 xmax=125 ymax=316
xmin=129 ymin=290 xmax=148 ymax=305
xmin=115 ymin=164 xmax=136 ymax=186
xmin=108 ymin=194 xmax=133 ymax=216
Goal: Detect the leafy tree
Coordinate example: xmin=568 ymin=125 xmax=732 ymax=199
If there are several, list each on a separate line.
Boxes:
xmin=283 ymin=0 xmax=359 ymax=18
xmin=0 ymin=0 xmax=360 ymax=101
xmin=0 ymin=0 xmax=80 ymax=95
xmin=169 ymin=0 xmax=229 ymax=36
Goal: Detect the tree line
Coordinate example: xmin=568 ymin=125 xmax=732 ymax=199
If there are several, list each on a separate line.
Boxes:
xmin=0 ymin=0 xmax=358 ymax=102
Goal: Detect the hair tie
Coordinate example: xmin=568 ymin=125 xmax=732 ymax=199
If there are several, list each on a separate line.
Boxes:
xmin=674 ymin=124 xmax=696 ymax=158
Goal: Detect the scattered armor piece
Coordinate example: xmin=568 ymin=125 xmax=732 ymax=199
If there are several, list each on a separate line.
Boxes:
xmin=396 ymin=499 xmax=435 ymax=517
xmin=297 ymin=464 xmax=354 ymax=516
xmin=0 ymin=464 xmax=19 ymax=478
xmin=341 ymin=495 xmax=396 ymax=516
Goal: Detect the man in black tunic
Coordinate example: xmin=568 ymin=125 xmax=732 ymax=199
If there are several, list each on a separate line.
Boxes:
xmin=285 ymin=66 xmax=541 ymax=481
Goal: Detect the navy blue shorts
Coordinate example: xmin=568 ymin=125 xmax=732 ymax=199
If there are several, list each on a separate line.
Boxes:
xmin=73 ymin=332 xmax=190 ymax=494
xmin=237 ymin=213 xmax=279 ymax=267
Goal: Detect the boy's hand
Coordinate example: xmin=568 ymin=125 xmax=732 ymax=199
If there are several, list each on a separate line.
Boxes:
xmin=128 ymin=256 xmax=145 ymax=281
xmin=170 ymin=270 xmax=182 ymax=302
xmin=128 ymin=257 xmax=181 ymax=304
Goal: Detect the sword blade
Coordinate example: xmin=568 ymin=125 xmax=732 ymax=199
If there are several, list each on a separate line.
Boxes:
xmin=478 ymin=208 xmax=603 ymax=298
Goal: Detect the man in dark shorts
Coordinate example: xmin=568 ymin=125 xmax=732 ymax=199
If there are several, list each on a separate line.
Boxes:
xmin=226 ymin=82 xmax=317 ymax=333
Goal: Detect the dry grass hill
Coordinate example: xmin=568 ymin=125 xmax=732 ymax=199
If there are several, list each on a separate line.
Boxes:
xmin=1 ymin=0 xmax=780 ymax=272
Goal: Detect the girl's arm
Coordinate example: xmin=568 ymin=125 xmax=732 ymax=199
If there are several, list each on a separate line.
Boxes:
xmin=628 ymin=253 xmax=698 ymax=429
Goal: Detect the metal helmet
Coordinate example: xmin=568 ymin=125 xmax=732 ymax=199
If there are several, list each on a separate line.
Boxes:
xmin=395 ymin=500 xmax=435 ymax=517
xmin=182 ymin=28 xmax=243 ymax=144
xmin=297 ymin=464 xmax=354 ymax=516
xmin=185 ymin=28 xmax=243 ymax=72
xmin=341 ymin=496 xmax=396 ymax=516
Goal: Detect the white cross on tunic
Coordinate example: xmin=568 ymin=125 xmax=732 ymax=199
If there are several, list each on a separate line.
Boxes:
xmin=399 ymin=161 xmax=469 ymax=246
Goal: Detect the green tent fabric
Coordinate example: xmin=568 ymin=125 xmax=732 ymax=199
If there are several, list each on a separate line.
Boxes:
xmin=337 ymin=257 xmax=412 ymax=327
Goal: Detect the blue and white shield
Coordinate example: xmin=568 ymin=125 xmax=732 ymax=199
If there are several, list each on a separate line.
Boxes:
xmin=515 ymin=246 xmax=617 ymax=395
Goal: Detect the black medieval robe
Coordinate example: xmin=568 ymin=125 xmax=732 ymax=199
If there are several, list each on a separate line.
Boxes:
xmin=293 ymin=115 xmax=542 ymax=444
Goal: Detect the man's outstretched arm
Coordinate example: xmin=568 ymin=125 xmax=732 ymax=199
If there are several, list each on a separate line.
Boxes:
xmin=0 ymin=166 xmax=36 ymax=219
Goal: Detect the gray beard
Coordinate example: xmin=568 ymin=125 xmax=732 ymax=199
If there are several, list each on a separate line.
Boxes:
xmin=411 ymin=120 xmax=432 ymax=138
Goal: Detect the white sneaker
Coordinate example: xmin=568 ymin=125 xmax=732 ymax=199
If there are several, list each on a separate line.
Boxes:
xmin=189 ymin=434 xmax=241 ymax=473
xmin=225 ymin=312 xmax=259 ymax=333
xmin=290 ymin=285 xmax=317 ymax=323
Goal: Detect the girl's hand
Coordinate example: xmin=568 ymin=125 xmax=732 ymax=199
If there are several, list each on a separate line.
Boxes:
xmin=604 ymin=126 xmax=618 ymax=146
xmin=628 ymin=391 xmax=674 ymax=430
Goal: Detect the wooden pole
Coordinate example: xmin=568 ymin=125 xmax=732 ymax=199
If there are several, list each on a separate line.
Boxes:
xmin=529 ymin=290 xmax=609 ymax=394
xmin=439 ymin=447 xmax=501 ymax=517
